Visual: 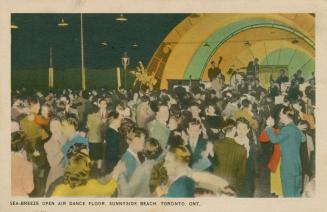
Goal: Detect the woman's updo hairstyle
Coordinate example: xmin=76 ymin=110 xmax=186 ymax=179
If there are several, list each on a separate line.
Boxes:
xmin=64 ymin=152 xmax=91 ymax=189
xmin=168 ymin=145 xmax=191 ymax=164
xmin=282 ymin=105 xmax=295 ymax=120
xmin=236 ymin=117 xmax=251 ymax=129
xmin=143 ymin=138 xmax=163 ymax=160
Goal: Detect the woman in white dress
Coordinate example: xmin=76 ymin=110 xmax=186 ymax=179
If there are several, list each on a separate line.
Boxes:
xmin=44 ymin=118 xmax=66 ymax=192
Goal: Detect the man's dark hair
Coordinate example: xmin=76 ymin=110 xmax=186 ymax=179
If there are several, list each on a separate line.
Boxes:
xmin=127 ymin=126 xmax=147 ymax=142
xmin=168 ymin=131 xmax=184 ymax=148
xmin=189 ymin=101 xmax=200 ymax=108
xmin=241 ymin=99 xmax=251 ymax=108
xmin=187 ymin=118 xmax=202 ymax=129
xmin=143 ymin=138 xmax=163 ymax=160
xmin=191 ymin=86 xmax=202 ymax=95
xmin=149 ymin=100 xmax=167 ymax=113
xmin=82 ymin=90 xmax=89 ymax=99
xmin=223 ymin=118 xmax=236 ymax=133
xmin=108 ymin=111 xmax=120 ymax=124
xmin=119 ymin=118 xmax=136 ymax=137
xmin=180 ymin=110 xmax=193 ymax=131
xmin=170 ymin=104 xmax=181 ymax=118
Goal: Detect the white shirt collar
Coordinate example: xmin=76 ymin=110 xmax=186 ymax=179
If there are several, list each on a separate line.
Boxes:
xmin=235 ymin=136 xmax=250 ymax=158
xmin=99 ymin=110 xmax=106 ymax=117
xmin=189 ymin=137 xmax=198 ymax=152
xmin=127 ymin=148 xmax=141 ymax=164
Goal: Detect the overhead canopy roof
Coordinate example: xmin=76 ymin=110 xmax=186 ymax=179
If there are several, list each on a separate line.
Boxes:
xmin=146 ymin=13 xmax=315 ymax=89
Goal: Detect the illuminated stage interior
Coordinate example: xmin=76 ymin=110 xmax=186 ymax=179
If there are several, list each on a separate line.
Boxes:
xmin=147 ymin=13 xmax=314 ymax=89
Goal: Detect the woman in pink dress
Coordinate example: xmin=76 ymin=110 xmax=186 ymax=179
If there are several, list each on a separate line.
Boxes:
xmin=11 ymin=121 xmax=34 ymax=196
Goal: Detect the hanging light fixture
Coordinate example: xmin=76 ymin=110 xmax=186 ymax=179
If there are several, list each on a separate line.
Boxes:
xmin=291 ymin=39 xmax=299 ymax=44
xmin=244 ymin=41 xmax=251 ymax=46
xmin=101 ymin=41 xmax=108 ymax=47
xmin=57 ymin=18 xmax=69 ymax=27
xmin=116 ymin=14 xmax=128 ymax=22
xmin=11 ymin=24 xmax=19 ymax=29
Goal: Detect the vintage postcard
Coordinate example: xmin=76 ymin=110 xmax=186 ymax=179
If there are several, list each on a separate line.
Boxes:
xmin=1 ymin=0 xmax=327 ymax=212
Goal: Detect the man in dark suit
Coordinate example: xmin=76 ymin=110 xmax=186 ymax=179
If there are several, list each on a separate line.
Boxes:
xmin=292 ymin=69 xmax=305 ymax=85
xmin=208 ymin=61 xmax=220 ymax=82
xmin=104 ymin=111 xmax=123 ymax=174
xmin=213 ymin=119 xmax=247 ymax=195
xmin=185 ymin=118 xmax=214 ymax=172
xmin=276 ymin=69 xmax=289 ymax=85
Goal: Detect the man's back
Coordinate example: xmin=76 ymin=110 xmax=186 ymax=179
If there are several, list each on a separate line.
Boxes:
xmin=213 ymin=137 xmax=247 ymax=193
xmin=246 ymin=61 xmax=259 ymax=76
xmin=147 ymin=119 xmax=170 ymax=149
xmin=136 ymin=101 xmax=154 ymax=128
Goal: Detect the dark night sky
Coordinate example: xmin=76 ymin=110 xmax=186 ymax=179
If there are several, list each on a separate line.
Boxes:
xmin=11 ymin=13 xmax=189 ymax=70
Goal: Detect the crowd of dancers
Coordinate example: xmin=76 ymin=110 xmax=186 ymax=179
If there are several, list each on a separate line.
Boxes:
xmin=11 ymin=63 xmax=315 ymax=198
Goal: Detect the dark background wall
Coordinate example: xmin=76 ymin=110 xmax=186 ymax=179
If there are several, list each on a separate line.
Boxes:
xmin=11 ymin=68 xmax=135 ymax=91
xmin=11 ymin=13 xmax=188 ymax=91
